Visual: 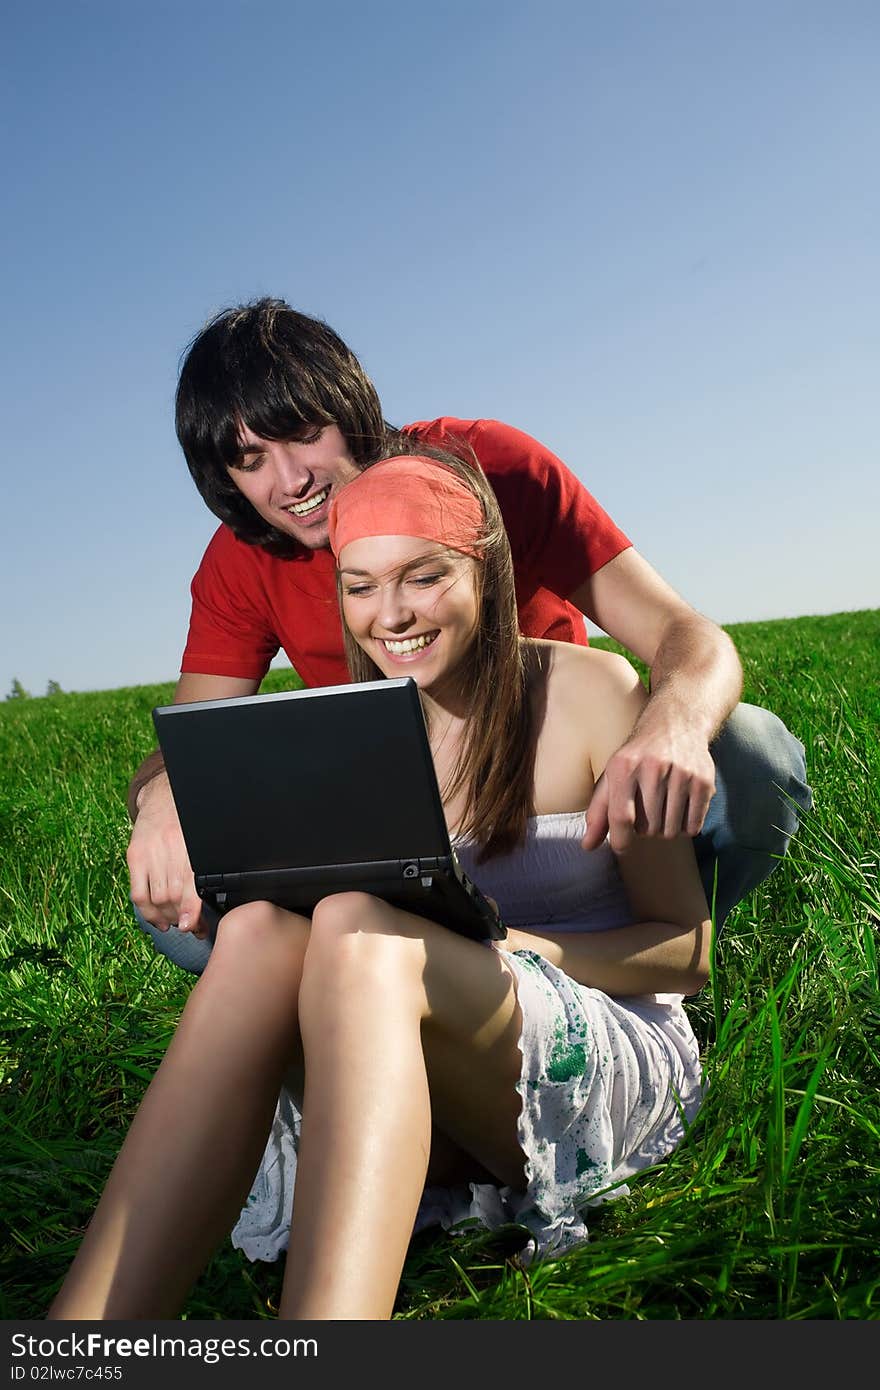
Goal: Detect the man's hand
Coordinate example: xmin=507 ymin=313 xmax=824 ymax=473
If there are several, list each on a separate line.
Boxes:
xmin=583 ymin=720 xmax=716 ymax=854
xmin=568 ymin=549 xmax=742 ymax=855
xmin=126 ymin=771 xmax=205 ymax=935
xmin=125 ymin=673 xmax=260 ymax=936
xmin=570 ymin=548 xmax=741 ymax=856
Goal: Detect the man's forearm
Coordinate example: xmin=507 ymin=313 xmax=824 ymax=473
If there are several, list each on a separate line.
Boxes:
xmin=127 ymin=748 xmax=166 ymax=823
xmin=644 ymin=614 xmax=743 ymax=743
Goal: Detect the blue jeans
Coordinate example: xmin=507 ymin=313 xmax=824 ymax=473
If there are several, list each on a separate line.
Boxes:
xmin=134 ymin=702 xmax=812 ymax=976
xmin=694 ymin=703 xmax=811 ymax=923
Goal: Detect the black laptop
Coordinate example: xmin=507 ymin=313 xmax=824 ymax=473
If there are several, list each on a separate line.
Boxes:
xmin=152 ymin=677 xmax=505 ymax=943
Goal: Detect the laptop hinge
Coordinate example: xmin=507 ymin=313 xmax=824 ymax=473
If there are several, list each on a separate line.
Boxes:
xmin=199 ymin=872 xmax=241 ymax=890
xmin=399 ymin=856 xmax=441 ymax=880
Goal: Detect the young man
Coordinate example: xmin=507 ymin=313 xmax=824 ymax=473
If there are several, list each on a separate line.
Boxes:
xmin=128 ymin=297 xmax=811 ymax=968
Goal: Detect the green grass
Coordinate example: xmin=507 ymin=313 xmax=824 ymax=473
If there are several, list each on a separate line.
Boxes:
xmin=1 ymin=609 xmax=878 ymax=1319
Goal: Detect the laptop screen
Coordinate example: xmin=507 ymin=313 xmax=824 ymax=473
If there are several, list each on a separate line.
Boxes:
xmin=152 ymin=678 xmax=453 ymax=877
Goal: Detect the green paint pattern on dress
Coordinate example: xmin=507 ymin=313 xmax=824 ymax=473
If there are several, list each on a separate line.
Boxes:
xmin=515 ymin=950 xmax=544 ymax=972
xmin=547 ymin=1039 xmax=587 ymax=1083
xmin=576 ymin=1148 xmax=599 ymax=1177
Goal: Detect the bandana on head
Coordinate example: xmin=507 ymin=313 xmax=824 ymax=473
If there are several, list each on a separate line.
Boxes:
xmin=328 ymin=455 xmax=484 ymax=559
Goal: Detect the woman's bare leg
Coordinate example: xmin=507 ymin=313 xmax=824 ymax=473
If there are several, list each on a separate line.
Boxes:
xmin=48 ymin=902 xmax=309 ymax=1319
xmin=280 ymin=893 xmax=524 ymax=1320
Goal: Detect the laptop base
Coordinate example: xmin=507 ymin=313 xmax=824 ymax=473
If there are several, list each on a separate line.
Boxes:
xmin=202 ymin=871 xmax=504 ymax=944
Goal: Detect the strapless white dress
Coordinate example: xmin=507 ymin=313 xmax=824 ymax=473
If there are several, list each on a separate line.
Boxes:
xmin=231 ymin=811 xmax=704 ymax=1264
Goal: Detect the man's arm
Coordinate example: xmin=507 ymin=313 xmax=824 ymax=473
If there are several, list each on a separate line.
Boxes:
xmin=569 ymin=547 xmax=743 ymax=852
xmin=127 ymin=672 xmax=260 ymax=935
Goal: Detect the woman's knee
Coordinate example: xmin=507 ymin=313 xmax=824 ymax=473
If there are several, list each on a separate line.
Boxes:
xmin=211 ymin=900 xmax=310 ymax=974
xmin=306 ymin=893 xmax=427 ymax=993
xmin=310 ymin=892 xmax=423 ymax=942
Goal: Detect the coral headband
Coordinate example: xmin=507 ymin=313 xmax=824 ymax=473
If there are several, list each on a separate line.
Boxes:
xmin=328 ymin=455 xmax=484 ymax=558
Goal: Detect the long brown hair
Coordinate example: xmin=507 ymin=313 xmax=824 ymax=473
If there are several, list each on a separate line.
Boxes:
xmin=336 ymin=439 xmax=535 ymax=862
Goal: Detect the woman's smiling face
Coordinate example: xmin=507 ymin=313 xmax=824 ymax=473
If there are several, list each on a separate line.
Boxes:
xmin=338 ymin=535 xmax=480 ymax=696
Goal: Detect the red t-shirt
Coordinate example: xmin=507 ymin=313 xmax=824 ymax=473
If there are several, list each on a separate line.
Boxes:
xmin=181 ymin=417 xmax=631 ymax=687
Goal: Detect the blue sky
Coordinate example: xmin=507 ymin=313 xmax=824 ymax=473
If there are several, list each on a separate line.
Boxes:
xmin=3 ymin=1 xmax=877 ymax=697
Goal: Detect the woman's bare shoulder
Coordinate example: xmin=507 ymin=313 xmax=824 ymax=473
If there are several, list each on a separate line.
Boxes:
xmin=527 ymin=639 xmax=646 ymax=706
xmin=525 ymin=639 xmax=647 ymax=782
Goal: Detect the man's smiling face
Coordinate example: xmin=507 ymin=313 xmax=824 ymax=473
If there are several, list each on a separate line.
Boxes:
xmin=227 ymin=423 xmax=362 ymax=550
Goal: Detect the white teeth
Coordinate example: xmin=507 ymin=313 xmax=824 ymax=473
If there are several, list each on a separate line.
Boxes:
xmin=382 ymin=633 xmax=438 ymax=655
xmin=287 ymin=486 xmax=330 ymax=516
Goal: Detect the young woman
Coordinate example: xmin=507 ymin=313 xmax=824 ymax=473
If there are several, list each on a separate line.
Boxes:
xmin=49 ymin=450 xmax=710 ymax=1321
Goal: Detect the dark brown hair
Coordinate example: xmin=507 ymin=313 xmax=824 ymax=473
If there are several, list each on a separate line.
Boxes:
xmin=175 ymin=298 xmax=393 ymax=555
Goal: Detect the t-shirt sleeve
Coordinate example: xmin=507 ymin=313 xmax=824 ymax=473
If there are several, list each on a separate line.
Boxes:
xmin=181 ymin=527 xmax=280 ymax=681
xmin=407 ymin=417 xmax=631 ymax=598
